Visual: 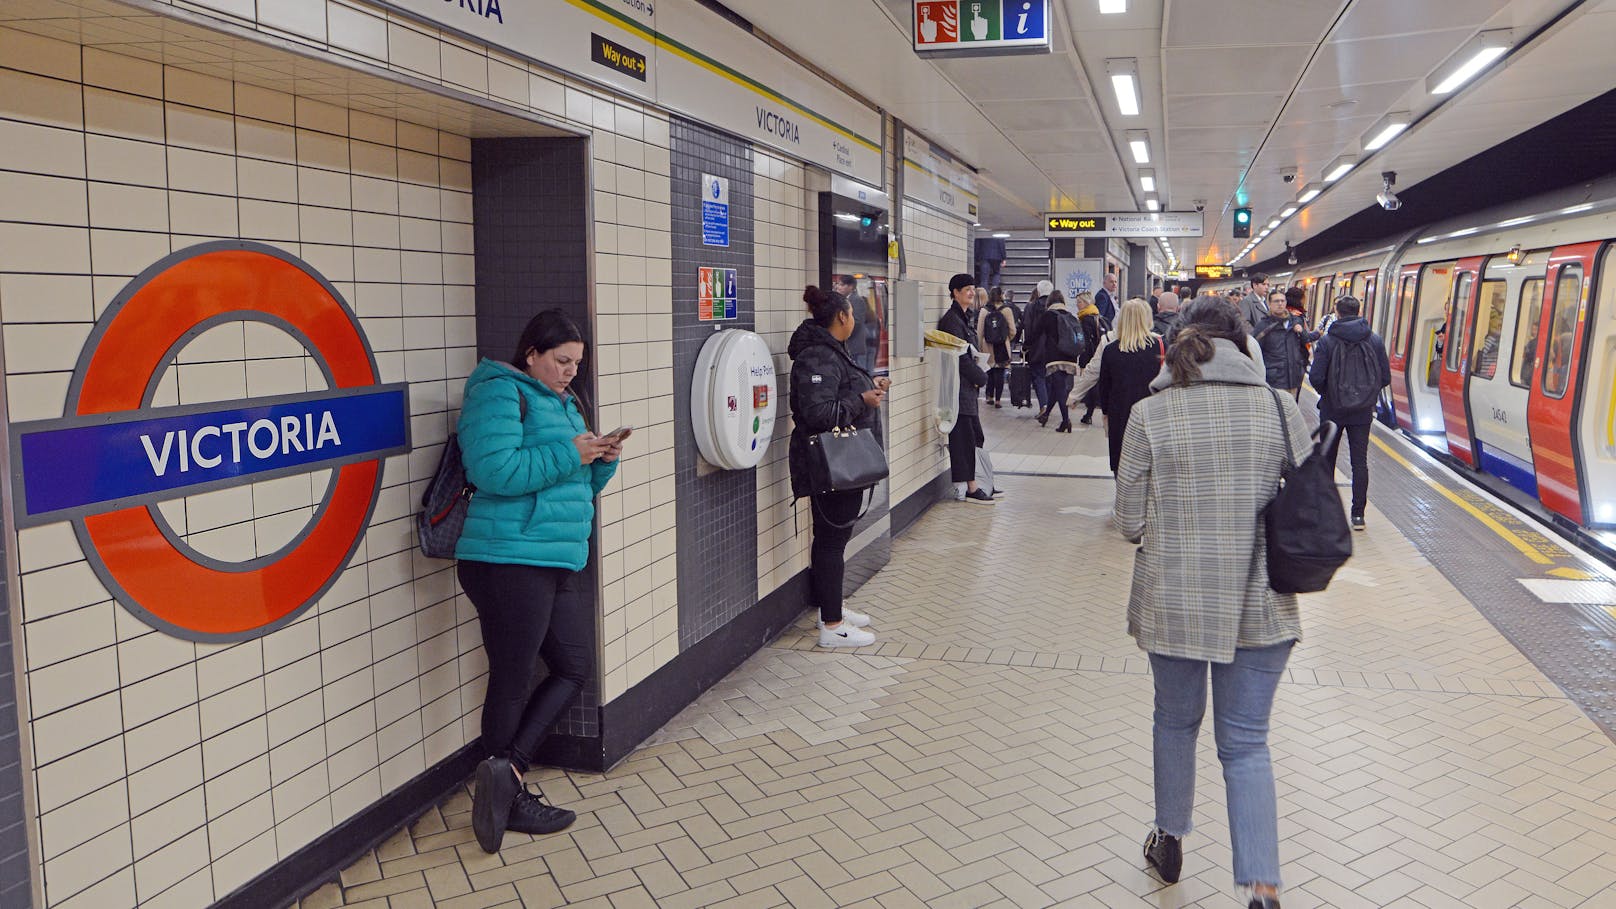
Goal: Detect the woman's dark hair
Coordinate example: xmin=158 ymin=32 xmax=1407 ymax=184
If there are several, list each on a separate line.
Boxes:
xmin=1285 ymin=285 xmax=1306 ymax=307
xmin=1046 ymin=289 xmax=1067 ymax=308
xmin=510 ymin=309 xmax=585 ymax=369
xmin=988 ymin=287 xmax=1004 ymax=307
xmin=803 ymin=285 xmax=850 ymax=328
xmin=1167 ymin=298 xmax=1250 ymax=385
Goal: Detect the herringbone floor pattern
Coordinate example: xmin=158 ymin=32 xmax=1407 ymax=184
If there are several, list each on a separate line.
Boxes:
xmin=301 ymin=407 xmax=1616 ymax=908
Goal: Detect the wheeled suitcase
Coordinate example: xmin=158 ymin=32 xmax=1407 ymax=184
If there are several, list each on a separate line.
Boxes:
xmin=1008 ymin=361 xmax=1033 ymax=408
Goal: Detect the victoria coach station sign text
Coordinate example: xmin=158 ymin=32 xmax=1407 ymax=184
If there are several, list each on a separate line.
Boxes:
xmin=1045 ymin=211 xmax=1204 ymax=238
xmin=8 ymin=242 xmax=411 ymax=642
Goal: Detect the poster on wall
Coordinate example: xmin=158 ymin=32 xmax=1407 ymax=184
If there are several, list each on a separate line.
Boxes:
xmin=701 ymin=174 xmax=730 ymax=247
xmin=698 ymin=266 xmax=738 ymax=320
xmin=1053 ymin=258 xmax=1104 ymax=304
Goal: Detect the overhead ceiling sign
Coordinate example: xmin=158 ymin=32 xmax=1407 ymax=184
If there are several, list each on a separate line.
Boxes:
xmin=1195 ymin=265 xmax=1234 ymax=279
xmin=914 ymin=1 xmax=1051 ymax=56
xmin=902 ymin=130 xmax=978 ymax=222
xmin=1045 ymin=211 xmax=1204 ymax=238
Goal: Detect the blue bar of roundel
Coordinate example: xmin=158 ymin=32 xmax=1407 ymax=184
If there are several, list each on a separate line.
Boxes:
xmin=18 ymin=388 xmax=408 ymax=518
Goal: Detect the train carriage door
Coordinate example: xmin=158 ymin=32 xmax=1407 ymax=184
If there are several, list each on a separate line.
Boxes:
xmin=1468 ymin=254 xmax=1538 ymax=495
xmin=1438 ymin=256 xmax=1485 ymax=464
xmin=1526 ymin=243 xmax=1599 ymax=524
xmin=1387 ymin=265 xmax=1420 ymax=430
xmin=1573 ymin=242 xmax=1616 ymax=525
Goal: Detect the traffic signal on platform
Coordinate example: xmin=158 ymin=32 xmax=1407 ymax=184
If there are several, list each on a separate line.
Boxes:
xmin=1233 ymin=207 xmax=1252 ymax=238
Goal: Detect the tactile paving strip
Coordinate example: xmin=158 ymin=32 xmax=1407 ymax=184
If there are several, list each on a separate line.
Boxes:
xmin=1365 ymin=424 xmax=1616 ymax=738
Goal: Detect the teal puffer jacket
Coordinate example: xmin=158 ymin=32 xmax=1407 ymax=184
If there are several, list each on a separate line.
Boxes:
xmin=454 ymin=359 xmax=617 ymax=570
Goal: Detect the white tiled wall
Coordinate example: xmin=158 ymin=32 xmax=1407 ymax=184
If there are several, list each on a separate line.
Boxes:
xmin=0 ymin=27 xmax=483 ymax=908
xmin=0 ymin=2 xmax=969 ymax=905
xmin=889 ymin=202 xmax=968 ymax=504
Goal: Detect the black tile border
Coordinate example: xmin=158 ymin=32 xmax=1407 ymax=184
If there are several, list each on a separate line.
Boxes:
xmin=214 ymin=744 xmax=480 ymax=909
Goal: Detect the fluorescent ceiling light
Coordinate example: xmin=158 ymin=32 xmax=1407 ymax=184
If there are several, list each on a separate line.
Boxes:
xmin=1099 ymin=0 xmax=1127 ymax=12
xmin=1323 ymin=155 xmax=1358 ymax=183
xmin=1139 ymin=169 xmax=1155 ymax=192
xmin=1498 ymin=215 xmax=1535 ymax=227
xmin=1416 ymin=236 xmax=1437 ymax=244
xmin=1363 ymin=111 xmax=1411 ymax=151
xmin=1297 ymin=182 xmax=1323 ymax=204
xmin=1429 ymin=30 xmax=1512 ymax=95
xmin=1146 ymin=198 xmax=1160 ymax=211
xmin=1127 ymin=130 xmax=1150 ymax=163
xmin=834 ymin=213 xmax=860 ymax=222
xmin=1280 ymin=205 xmax=1298 ymax=217
xmin=1108 ymin=59 xmax=1141 ymax=116
xmin=992 ymin=232 xmax=1012 ymax=238
xmin=1267 ymin=219 xmax=1281 ymax=230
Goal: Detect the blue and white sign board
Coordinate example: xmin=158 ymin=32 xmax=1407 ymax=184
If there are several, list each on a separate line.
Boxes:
xmin=702 ymin=174 xmax=730 ymax=248
xmin=1054 ymin=258 xmax=1104 ymax=304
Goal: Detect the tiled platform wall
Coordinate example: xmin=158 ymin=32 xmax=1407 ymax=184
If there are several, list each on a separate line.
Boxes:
xmin=889 ymin=201 xmax=968 ymax=504
xmin=0 ymin=2 xmax=969 ymax=906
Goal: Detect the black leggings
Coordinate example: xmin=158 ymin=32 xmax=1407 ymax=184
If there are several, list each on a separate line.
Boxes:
xmin=1046 ymin=371 xmax=1074 ymax=423
xmin=457 ymin=560 xmax=592 ymax=772
xmin=810 ymin=489 xmax=865 ymax=624
xmin=986 ymin=366 xmax=1006 ymax=402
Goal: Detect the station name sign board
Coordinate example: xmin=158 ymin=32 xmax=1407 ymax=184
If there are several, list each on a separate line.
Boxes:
xmin=914 ymin=1 xmax=1051 ymax=56
xmin=1194 ymin=265 xmax=1235 ymax=279
xmin=1044 ymin=211 xmax=1204 ymax=238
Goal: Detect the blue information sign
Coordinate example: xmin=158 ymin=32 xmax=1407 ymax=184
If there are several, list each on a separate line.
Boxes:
xmin=701 ymin=173 xmax=730 ymax=247
xmin=13 ymin=385 xmax=411 ymax=522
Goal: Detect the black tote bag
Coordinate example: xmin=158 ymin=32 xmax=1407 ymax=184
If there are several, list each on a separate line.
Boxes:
xmin=804 ymin=404 xmax=888 ymax=497
xmin=1262 ymin=390 xmax=1352 ymax=593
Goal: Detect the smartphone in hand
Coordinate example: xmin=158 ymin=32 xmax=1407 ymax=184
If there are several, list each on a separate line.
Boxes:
xmin=601 ymin=426 xmax=634 ymax=443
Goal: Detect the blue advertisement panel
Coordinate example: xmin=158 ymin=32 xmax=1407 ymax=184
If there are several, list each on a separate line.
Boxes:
xmin=14 ymin=385 xmax=410 ymax=524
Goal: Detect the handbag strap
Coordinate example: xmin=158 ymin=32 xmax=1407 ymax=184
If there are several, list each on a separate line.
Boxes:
xmin=1269 ymin=388 xmax=1295 ymax=468
xmin=811 ymin=487 xmax=873 ymax=530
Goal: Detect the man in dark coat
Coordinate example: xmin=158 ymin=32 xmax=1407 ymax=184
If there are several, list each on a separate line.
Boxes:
xmin=939 ymin=273 xmax=993 ymax=504
xmin=1253 ymin=290 xmax=1310 ymax=398
xmin=834 ymin=275 xmax=878 ymax=373
xmin=1309 ymin=295 xmax=1392 ymax=532
xmin=1095 ymin=272 xmax=1120 ymax=324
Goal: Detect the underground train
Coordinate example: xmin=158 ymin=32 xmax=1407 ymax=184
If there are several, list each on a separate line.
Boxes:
xmin=1200 ymin=176 xmax=1616 ymax=533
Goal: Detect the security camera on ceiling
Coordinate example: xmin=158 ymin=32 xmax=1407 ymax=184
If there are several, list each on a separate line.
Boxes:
xmin=1285 ymin=241 xmax=1298 ymax=266
xmin=1280 ymin=167 xmax=1298 ymax=184
xmin=1377 ymin=171 xmax=1402 ymax=211
xmin=1193 ymin=199 xmax=1206 ymax=212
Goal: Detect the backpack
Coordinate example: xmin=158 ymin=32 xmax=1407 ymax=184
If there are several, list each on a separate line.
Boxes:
xmin=983 ymin=307 xmax=1010 ymax=345
xmin=1326 ymin=334 xmax=1381 ymax=415
xmin=1262 ymin=391 xmax=1352 ymax=593
xmin=417 ymin=395 xmax=525 ymax=559
xmin=1052 ymin=310 xmax=1087 ymax=362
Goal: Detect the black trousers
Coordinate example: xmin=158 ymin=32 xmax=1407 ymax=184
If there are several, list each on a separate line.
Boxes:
xmin=986 ymin=366 xmax=1006 ymax=402
xmin=810 ymin=489 xmax=865 ymax=624
xmin=1328 ymin=422 xmax=1373 ymax=517
xmin=948 ymin=415 xmax=981 ymax=483
xmin=1046 ymin=371 xmax=1074 ymax=423
xmin=457 ymin=560 xmax=592 ymax=772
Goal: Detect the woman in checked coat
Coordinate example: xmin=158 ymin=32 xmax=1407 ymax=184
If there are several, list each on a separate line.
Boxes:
xmin=1112 ymin=298 xmax=1310 ymax=909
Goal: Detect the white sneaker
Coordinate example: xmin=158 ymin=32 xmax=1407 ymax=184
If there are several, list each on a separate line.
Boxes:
xmin=840 ymin=608 xmax=871 ymax=628
xmin=818 ymin=622 xmax=875 ymax=648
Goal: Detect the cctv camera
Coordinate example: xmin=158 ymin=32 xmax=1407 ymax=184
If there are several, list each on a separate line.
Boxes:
xmin=1281 ymin=167 xmax=1298 ymax=184
xmin=1193 ymin=200 xmax=1206 ymax=213
xmin=1285 ymin=242 xmax=1298 ymax=266
xmin=1377 ymin=171 xmax=1401 ymax=211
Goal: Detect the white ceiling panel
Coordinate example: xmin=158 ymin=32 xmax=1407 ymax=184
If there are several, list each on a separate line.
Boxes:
xmin=1168 ymin=125 xmax=1268 ymax=153
xmin=1284 ymin=82 xmax=1412 ymax=124
xmin=991 ymin=101 xmax=1097 ymax=132
xmin=939 ymin=56 xmax=1089 ymax=101
xmin=1299 ymin=29 xmax=1477 ymax=91
xmin=1330 ymin=0 xmax=1509 ymax=40
xmin=1016 ymin=130 xmax=1115 ymax=153
xmin=1165 ymin=0 xmax=1341 ymax=46
xmin=1167 ymin=46 xmax=1314 ymax=95
xmin=1270 ymin=113 xmax=1379 ymax=147
xmin=1166 ymin=92 xmax=1289 ymax=128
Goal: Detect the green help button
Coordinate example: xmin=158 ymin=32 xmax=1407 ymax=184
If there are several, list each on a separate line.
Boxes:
xmin=752 ymin=417 xmax=760 ymax=433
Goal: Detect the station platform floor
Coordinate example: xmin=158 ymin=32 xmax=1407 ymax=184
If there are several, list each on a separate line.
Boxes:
xmin=301 ymin=397 xmax=1616 ymax=909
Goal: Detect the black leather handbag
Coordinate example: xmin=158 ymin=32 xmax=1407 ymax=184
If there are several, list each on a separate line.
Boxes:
xmin=804 ymin=405 xmax=888 ymax=498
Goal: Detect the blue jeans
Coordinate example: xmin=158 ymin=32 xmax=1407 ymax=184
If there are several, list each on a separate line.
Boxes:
xmin=1032 ymin=372 xmax=1049 ymax=411
xmin=1149 ymin=641 xmax=1293 ymax=888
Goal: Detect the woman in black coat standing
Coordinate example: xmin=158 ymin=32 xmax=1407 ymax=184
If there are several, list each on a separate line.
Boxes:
xmin=789 ymin=286 xmax=888 ymax=648
xmin=1096 ymin=298 xmax=1165 ymax=472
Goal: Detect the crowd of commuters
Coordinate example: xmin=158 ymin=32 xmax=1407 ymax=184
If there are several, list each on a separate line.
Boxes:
xmin=452 ymin=265 xmax=1387 ymax=909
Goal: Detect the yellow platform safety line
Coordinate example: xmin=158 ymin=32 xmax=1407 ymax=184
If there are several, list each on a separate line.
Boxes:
xmin=1548 ymin=566 xmax=1600 ymax=580
xmin=1369 ymin=434 xmax=1555 ymax=566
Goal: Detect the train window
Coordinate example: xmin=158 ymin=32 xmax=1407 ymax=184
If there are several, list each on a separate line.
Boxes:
xmin=1445 ymin=273 xmax=1474 ymax=372
xmin=1542 ymin=265 xmax=1584 ymax=399
xmin=1362 ymin=276 xmax=1376 ymax=323
xmin=1469 ymin=280 xmax=1507 ymax=379
xmin=1512 ymin=277 xmax=1545 ymax=388
xmin=1392 ymin=275 xmax=1416 ymax=356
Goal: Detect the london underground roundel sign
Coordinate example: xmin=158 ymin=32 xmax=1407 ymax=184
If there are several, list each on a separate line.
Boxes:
xmin=8 ymin=242 xmax=411 ymax=642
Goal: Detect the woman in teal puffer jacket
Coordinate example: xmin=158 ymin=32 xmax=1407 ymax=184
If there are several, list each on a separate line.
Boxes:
xmin=456 ymin=310 xmax=622 ymax=854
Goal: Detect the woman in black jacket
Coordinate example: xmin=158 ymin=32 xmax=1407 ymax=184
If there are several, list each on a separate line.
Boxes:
xmin=1095 ymin=298 xmax=1164 ymax=472
xmin=789 ymin=286 xmax=889 ymax=648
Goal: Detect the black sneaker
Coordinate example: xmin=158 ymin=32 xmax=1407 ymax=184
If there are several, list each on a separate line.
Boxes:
xmin=507 ymin=784 xmax=577 ymax=835
xmin=472 ymin=757 xmax=519 ymax=853
xmin=1351 ymin=514 xmax=1366 ymax=531
xmin=1143 ymin=827 xmax=1182 ymax=883
xmin=964 ymin=488 xmax=996 ymax=505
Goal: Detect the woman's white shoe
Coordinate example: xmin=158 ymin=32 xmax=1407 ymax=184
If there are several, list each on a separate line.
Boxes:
xmin=818 ymin=623 xmax=875 ymax=647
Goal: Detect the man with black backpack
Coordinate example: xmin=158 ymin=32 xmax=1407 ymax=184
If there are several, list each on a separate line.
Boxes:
xmin=1309 ymin=295 xmax=1391 ymax=532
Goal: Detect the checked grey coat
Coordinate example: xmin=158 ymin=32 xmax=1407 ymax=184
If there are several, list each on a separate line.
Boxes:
xmin=1113 ymin=339 xmax=1310 ymax=663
